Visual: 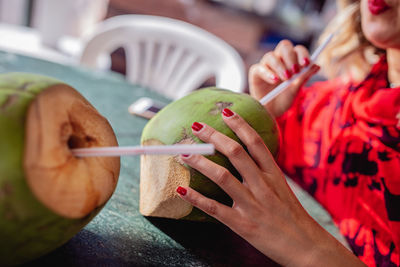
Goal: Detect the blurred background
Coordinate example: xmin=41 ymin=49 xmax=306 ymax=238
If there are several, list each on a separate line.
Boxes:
xmin=0 ymin=0 xmax=336 ymax=90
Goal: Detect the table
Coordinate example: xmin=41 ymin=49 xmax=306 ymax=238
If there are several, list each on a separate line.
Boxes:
xmin=0 ymin=51 xmax=348 ymax=266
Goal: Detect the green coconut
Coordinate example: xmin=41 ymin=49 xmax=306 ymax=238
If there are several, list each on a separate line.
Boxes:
xmin=0 ymin=73 xmax=120 ymax=266
xmin=140 ymin=88 xmax=279 ymax=221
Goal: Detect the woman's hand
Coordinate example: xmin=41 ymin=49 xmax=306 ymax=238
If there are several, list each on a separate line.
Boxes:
xmin=249 ymin=40 xmax=320 ymax=117
xmin=176 ymin=109 xmax=365 ymax=267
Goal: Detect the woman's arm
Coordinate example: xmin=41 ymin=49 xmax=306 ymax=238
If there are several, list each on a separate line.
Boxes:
xmin=176 ymin=109 xmax=365 ymax=266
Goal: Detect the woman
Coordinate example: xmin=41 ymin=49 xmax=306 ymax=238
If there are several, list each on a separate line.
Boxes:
xmin=176 ymin=0 xmax=400 ymax=266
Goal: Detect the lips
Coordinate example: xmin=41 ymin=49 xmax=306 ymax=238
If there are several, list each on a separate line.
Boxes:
xmin=368 ymin=0 xmax=390 ymax=15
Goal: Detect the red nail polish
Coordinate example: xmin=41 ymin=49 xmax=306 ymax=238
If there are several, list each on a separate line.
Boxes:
xmin=176 ymin=186 xmax=187 ymax=196
xmin=284 ymin=70 xmax=292 ymax=79
xmin=269 ymin=74 xmax=279 ymax=82
xmin=303 ymin=57 xmax=310 ymax=66
xmin=292 ymin=64 xmax=300 ymax=74
xmin=182 ymin=154 xmax=190 ymax=157
xmin=192 ymin=122 xmax=203 ymax=132
xmin=222 ymin=108 xmax=234 ymax=117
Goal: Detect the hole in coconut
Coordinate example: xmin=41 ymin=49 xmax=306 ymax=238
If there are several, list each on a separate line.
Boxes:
xmin=67 ymin=134 xmax=96 ymax=149
xmin=67 ymin=135 xmax=86 ymax=149
xmin=66 ymin=122 xmax=97 ymax=150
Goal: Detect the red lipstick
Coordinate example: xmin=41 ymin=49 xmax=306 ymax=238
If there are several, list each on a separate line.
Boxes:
xmin=368 ymin=0 xmax=390 ymax=15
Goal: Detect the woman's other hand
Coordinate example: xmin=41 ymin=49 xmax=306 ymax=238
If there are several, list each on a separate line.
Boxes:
xmin=176 ymin=109 xmax=364 ymax=267
xmin=249 ymin=40 xmax=320 ymax=117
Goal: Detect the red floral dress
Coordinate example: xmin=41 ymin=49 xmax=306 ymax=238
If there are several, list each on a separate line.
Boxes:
xmin=277 ymin=56 xmax=400 ymax=266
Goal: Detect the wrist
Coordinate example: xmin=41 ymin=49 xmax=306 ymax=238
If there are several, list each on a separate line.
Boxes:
xmin=297 ymin=228 xmax=365 ymax=267
xmin=279 ymin=214 xmax=364 ymax=267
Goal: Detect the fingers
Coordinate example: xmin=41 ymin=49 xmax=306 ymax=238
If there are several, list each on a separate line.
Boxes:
xmin=188 ymin=115 xmax=289 ymax=203
xmin=176 ymin=186 xmax=237 ymax=225
xmin=261 ymin=52 xmax=289 ymax=81
xmin=180 ymin=153 xmax=252 ymax=204
xmin=220 ymin=110 xmax=277 ymax=173
xmin=260 ymin=40 xmax=311 ymax=82
xmin=248 ymin=64 xmax=280 ymax=101
xmin=293 ymin=45 xmax=310 ymax=67
xmin=250 ymin=64 xmax=280 ymax=86
xmin=249 ymin=41 xmax=312 ymax=105
xmin=219 ymin=110 xmax=295 ymax=202
xmin=275 ymin=40 xmax=298 ymax=75
xmin=266 ymin=63 xmax=320 ymax=118
xmin=190 ymin=122 xmax=264 ymax=189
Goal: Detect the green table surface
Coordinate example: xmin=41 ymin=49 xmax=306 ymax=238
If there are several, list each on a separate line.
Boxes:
xmin=0 ymin=51 xmax=348 ymax=267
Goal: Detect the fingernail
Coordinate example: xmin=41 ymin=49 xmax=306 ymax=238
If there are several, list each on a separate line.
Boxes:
xmin=181 ymin=154 xmax=190 ymax=158
xmin=284 ymin=70 xmax=292 ymax=79
xmin=222 ymin=108 xmax=234 ymax=117
xmin=192 ymin=122 xmax=203 ymax=132
xmin=302 ymin=57 xmax=310 ymax=66
xmin=176 ymin=186 xmax=187 ymax=196
xmin=269 ymin=74 xmax=279 ymax=82
xmin=292 ymin=64 xmax=300 ymax=74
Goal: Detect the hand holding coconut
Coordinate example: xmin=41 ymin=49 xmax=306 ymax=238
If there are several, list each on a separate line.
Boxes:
xmin=248 ymin=40 xmax=320 ymax=117
xmin=177 ymin=109 xmax=364 ymax=267
xmin=145 ymin=0 xmax=400 ymax=265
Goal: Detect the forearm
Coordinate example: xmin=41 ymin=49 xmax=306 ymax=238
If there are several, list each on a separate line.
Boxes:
xmin=246 ymin=213 xmax=365 ymax=267
xmin=293 ymin=220 xmax=366 ymax=267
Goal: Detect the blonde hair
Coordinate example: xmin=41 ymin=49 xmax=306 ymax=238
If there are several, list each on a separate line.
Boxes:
xmin=318 ymin=0 xmax=383 ymax=81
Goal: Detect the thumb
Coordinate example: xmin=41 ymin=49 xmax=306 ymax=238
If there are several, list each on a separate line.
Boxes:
xmin=289 ymin=64 xmax=321 ymax=94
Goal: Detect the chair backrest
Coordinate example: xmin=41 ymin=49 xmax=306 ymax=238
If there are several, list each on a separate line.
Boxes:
xmin=80 ymin=15 xmax=246 ymax=99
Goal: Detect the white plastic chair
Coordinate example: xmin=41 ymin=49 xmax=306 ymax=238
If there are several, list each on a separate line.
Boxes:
xmin=80 ymin=15 xmax=246 ymax=100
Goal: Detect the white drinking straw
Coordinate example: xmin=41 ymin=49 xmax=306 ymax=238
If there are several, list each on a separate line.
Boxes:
xmin=71 ymin=143 xmax=215 ymax=157
xmin=259 ymin=32 xmax=335 ymax=105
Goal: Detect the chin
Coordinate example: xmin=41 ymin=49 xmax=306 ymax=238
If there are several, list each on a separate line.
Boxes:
xmin=363 ymin=24 xmax=400 ymax=49
xmin=366 ymin=34 xmax=400 ymax=49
